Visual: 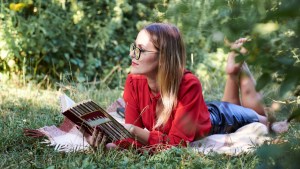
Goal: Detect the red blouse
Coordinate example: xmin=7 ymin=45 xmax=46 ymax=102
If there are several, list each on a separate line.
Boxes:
xmin=123 ymin=71 xmax=211 ymax=146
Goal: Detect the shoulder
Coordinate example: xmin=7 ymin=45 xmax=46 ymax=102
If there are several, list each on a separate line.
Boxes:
xmin=178 ymin=70 xmax=203 ymax=97
xmin=124 ymin=73 xmax=148 ymax=91
xmin=181 ymin=70 xmax=202 ymax=87
xmin=124 ymin=74 xmax=150 ymax=105
xmin=125 ymin=74 xmax=147 ymax=84
xmin=126 ymin=74 xmax=147 ymax=82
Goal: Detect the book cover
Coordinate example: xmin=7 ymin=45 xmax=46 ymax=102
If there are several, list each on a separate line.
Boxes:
xmin=62 ymin=100 xmax=133 ymax=143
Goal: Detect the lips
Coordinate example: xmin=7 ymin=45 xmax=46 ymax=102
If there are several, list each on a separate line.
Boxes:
xmin=131 ymin=62 xmax=139 ymax=66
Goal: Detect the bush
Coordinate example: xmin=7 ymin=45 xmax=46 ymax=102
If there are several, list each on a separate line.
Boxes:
xmin=165 ymin=0 xmax=300 ymax=99
xmin=0 ymin=0 xmax=163 ymax=87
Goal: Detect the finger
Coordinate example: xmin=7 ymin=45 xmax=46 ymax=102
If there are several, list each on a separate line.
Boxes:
xmin=95 ymin=132 xmax=103 ymax=148
xmin=100 ymin=135 xmax=107 ymax=149
xmin=77 ymin=125 xmax=93 ymax=142
xmin=91 ymin=127 xmax=99 ymax=146
xmin=77 ymin=125 xmax=84 ymax=133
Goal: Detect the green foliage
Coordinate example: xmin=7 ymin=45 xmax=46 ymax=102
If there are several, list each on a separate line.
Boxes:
xmin=1 ymin=1 xmax=300 ymax=168
xmin=164 ymin=0 xmax=300 ymax=100
xmin=1 ymin=0 xmax=300 ymax=101
xmin=0 ymin=0 xmax=163 ymax=87
xmin=256 ymin=129 xmax=300 ymax=169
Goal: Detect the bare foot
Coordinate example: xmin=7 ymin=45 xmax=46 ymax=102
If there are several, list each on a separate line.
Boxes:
xmin=271 ymin=120 xmax=289 ymax=134
xmin=225 ymin=38 xmax=249 ymax=75
xmin=226 ymin=52 xmax=243 ymax=75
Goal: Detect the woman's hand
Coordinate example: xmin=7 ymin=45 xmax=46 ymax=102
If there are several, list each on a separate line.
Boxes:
xmin=80 ymin=127 xmax=113 ymax=151
xmin=122 ymin=123 xmax=149 ymax=145
xmin=87 ymin=127 xmax=107 ymax=149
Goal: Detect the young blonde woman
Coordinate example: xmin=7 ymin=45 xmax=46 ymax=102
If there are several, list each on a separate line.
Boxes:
xmin=85 ymin=23 xmax=288 ymax=149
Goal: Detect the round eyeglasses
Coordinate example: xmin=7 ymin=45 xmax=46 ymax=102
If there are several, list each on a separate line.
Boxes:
xmin=130 ymin=43 xmax=158 ymax=60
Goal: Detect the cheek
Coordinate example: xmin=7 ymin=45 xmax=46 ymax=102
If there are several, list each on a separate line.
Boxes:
xmin=131 ymin=56 xmax=159 ymax=74
xmin=144 ymin=57 xmax=159 ymax=70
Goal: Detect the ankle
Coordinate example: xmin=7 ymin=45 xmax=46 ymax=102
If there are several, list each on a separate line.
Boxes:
xmin=226 ymin=73 xmax=240 ymax=80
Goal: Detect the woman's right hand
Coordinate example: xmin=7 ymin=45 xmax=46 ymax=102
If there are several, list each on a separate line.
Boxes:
xmin=80 ymin=127 xmax=117 ymax=151
xmin=85 ymin=127 xmax=108 ymax=150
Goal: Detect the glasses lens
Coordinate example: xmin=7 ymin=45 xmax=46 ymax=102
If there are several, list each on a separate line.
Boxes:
xmin=135 ymin=47 xmax=140 ymax=60
xmin=130 ymin=43 xmax=135 ymax=51
xmin=130 ymin=43 xmax=140 ymax=60
xmin=130 ymin=43 xmax=136 ymax=58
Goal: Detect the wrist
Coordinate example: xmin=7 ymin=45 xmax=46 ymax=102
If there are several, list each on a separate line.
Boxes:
xmin=129 ymin=124 xmax=135 ymax=135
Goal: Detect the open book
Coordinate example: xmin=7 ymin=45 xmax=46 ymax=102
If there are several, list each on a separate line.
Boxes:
xmin=24 ymin=94 xmax=127 ymax=152
xmin=62 ymin=100 xmax=132 ymax=143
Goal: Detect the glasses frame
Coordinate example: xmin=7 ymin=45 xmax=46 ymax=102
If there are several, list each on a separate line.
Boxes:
xmin=130 ymin=43 xmax=158 ymax=60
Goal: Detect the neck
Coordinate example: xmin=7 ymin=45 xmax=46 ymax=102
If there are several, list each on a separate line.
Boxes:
xmin=147 ymin=76 xmax=159 ymax=94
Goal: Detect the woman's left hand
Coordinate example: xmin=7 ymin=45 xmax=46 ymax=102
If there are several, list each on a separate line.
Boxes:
xmin=122 ymin=123 xmax=149 ymax=145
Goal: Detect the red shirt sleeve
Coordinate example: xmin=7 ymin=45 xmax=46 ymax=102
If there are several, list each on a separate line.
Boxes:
xmin=114 ymin=75 xmax=145 ymax=149
xmin=123 ymin=75 xmax=144 ymax=128
xmin=147 ymin=74 xmax=211 ymax=146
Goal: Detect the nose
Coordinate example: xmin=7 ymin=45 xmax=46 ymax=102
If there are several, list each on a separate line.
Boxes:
xmin=129 ymin=50 xmax=135 ymax=59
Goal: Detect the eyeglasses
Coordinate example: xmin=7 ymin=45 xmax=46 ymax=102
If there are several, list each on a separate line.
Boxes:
xmin=130 ymin=43 xmax=158 ymax=60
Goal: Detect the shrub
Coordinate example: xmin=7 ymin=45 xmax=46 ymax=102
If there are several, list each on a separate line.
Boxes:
xmin=0 ymin=0 xmax=163 ymax=87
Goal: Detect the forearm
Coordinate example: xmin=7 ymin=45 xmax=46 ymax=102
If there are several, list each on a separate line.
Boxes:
xmin=127 ymin=125 xmax=150 ymax=145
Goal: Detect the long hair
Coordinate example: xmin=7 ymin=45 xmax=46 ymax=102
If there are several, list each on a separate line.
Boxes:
xmin=144 ymin=23 xmax=186 ymax=128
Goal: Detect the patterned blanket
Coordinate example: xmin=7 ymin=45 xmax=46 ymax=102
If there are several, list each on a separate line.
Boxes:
xmin=24 ymin=94 xmax=270 ymax=155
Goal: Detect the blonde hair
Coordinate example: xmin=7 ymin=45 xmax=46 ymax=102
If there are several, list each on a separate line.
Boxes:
xmin=144 ymin=23 xmax=186 ymax=128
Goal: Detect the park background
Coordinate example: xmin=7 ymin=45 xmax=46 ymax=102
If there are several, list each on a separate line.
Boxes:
xmin=1 ymin=0 xmax=300 ymax=168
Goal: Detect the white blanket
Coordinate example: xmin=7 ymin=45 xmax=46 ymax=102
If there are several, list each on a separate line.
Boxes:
xmin=189 ymin=122 xmax=269 ymax=155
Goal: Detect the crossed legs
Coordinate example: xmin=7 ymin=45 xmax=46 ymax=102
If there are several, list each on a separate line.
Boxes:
xmin=221 ymin=38 xmax=288 ymax=133
xmin=222 ymin=52 xmax=268 ymax=125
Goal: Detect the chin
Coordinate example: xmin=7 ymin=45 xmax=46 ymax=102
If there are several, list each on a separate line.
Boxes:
xmin=130 ymin=67 xmax=141 ymax=75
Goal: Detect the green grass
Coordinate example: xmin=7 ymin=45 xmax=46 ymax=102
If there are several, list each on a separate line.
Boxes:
xmin=0 ymin=82 xmax=299 ymax=169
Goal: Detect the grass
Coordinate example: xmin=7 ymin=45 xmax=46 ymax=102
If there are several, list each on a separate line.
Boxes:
xmin=0 ymin=81 xmax=299 ymax=169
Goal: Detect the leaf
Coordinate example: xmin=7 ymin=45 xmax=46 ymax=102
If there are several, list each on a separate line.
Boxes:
xmin=276 ymin=57 xmax=294 ymax=65
xmin=256 ymin=73 xmax=272 ymax=91
xmin=235 ymin=54 xmax=247 ymax=63
xmin=288 ymin=108 xmax=300 ymax=122
xmin=279 ymin=73 xmax=299 ymax=97
xmin=156 ymin=4 xmax=167 ymax=13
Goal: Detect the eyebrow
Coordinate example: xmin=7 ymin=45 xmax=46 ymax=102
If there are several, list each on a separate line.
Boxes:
xmin=134 ymin=41 xmax=146 ymax=49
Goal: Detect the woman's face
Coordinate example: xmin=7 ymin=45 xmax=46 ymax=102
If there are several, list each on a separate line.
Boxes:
xmin=130 ymin=30 xmax=159 ymax=79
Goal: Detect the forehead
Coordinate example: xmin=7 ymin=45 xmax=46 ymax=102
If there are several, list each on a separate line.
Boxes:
xmin=135 ymin=30 xmax=153 ymax=48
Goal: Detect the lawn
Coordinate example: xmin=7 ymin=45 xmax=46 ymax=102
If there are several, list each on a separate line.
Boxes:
xmin=0 ymin=82 xmax=299 ymax=168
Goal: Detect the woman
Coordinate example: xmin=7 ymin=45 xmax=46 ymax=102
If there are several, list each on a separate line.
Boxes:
xmin=86 ymin=23 xmax=288 ymax=149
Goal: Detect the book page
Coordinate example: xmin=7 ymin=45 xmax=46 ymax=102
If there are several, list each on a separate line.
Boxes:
xmin=59 ymin=93 xmax=76 ymax=112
